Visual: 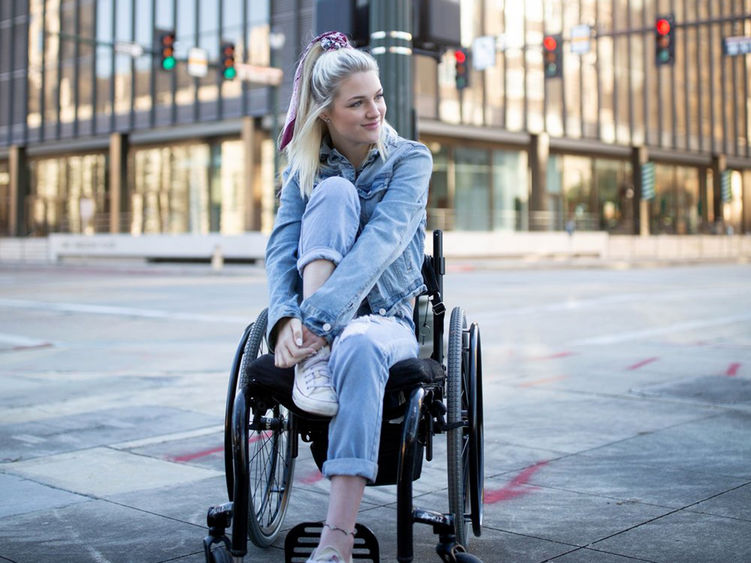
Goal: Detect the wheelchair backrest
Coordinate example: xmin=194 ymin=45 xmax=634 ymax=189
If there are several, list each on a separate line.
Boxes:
xmin=412 ymin=230 xmax=446 ymax=363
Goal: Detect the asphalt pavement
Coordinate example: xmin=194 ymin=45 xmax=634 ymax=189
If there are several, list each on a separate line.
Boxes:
xmin=0 ymin=258 xmax=750 ymax=562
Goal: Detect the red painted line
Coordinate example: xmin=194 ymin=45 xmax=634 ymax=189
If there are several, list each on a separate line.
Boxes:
xmin=527 ymin=351 xmax=574 ymax=361
xmin=484 ymin=461 xmax=548 ymax=504
xmin=726 ymin=362 xmax=741 ymax=377
xmin=299 ymin=470 xmax=324 ymax=484
xmin=170 ymin=445 xmax=223 ymax=463
xmin=169 ymin=433 xmax=269 ymax=463
xmin=626 ymin=357 xmax=659 ymax=371
xmin=518 ymin=375 xmax=568 ymax=387
xmin=446 ymin=264 xmax=476 ymax=273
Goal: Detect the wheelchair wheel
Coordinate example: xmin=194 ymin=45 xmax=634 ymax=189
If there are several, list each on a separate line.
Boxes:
xmin=246 ymin=399 xmax=295 ymax=547
xmin=447 ymin=307 xmax=484 ymax=547
xmin=224 ymin=308 xmax=269 ymax=498
xmin=240 ymin=309 xmax=296 ymax=547
xmin=467 ymin=321 xmax=484 ymax=537
xmin=447 ymin=307 xmax=469 ymax=546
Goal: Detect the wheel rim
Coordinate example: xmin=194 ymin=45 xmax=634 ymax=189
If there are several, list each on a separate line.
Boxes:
xmin=248 ymin=404 xmax=295 ymax=542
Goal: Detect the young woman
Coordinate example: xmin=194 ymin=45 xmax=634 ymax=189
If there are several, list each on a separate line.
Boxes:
xmin=265 ymin=31 xmax=433 ymax=563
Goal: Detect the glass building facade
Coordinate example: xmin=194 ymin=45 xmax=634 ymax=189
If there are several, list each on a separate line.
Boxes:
xmin=1 ymin=0 xmax=750 ymax=238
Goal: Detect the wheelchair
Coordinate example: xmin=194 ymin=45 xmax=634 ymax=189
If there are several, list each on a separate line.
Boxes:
xmin=204 ymin=230 xmax=484 ymax=563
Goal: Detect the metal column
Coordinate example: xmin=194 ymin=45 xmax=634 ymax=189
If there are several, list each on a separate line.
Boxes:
xmin=369 ymin=0 xmax=414 ymax=140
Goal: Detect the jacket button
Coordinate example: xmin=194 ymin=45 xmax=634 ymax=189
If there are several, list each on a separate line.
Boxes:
xmin=378 ymin=308 xmax=386 ymax=315
xmin=322 ymin=323 xmax=332 ymax=332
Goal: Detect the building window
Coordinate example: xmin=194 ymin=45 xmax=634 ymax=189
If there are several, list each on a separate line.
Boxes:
xmin=492 ymin=149 xmax=528 ymax=230
xmin=129 ymin=139 xmax=248 ymax=236
xmin=454 ymin=146 xmax=491 ymax=231
xmin=29 ymin=153 xmax=107 ymax=235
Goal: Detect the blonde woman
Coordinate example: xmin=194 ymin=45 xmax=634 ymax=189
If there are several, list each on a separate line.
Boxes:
xmin=265 ymin=31 xmax=432 ymax=563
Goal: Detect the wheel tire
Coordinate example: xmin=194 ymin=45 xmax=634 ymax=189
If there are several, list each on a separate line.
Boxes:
xmin=447 ymin=306 xmax=469 ymax=547
xmin=235 ymin=309 xmax=296 ymax=547
xmin=467 ymin=322 xmax=484 ymax=537
xmin=224 ymin=309 xmax=269 ymax=499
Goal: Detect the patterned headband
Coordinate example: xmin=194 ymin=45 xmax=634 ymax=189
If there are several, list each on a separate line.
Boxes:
xmin=279 ymin=31 xmax=352 ymax=151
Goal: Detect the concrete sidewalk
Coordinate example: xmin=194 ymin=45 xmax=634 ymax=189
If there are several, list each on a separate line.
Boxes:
xmin=0 ymin=263 xmax=749 ymax=562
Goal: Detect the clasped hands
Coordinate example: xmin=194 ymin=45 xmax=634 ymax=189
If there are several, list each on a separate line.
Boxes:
xmin=274 ymin=317 xmax=328 ymax=368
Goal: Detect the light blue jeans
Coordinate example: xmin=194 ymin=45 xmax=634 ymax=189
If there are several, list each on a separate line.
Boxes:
xmin=298 ymin=177 xmax=420 ymax=483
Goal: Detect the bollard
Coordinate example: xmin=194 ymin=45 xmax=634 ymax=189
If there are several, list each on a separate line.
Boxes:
xmin=211 ymin=244 xmax=224 ymax=271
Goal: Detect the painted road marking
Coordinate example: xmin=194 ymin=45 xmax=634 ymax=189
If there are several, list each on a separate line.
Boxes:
xmin=518 ymin=375 xmax=568 ymax=387
xmin=0 ymin=298 xmax=247 ymax=324
xmin=726 ymin=362 xmax=741 ymax=376
xmin=485 ymin=461 xmax=548 ymax=503
xmin=0 ymin=332 xmax=53 ymax=349
xmin=570 ymin=312 xmax=751 ymax=346
xmin=626 ymin=357 xmax=659 ymax=370
xmin=170 ymin=445 xmax=224 ymax=463
xmin=114 ymin=425 xmax=223 ymax=450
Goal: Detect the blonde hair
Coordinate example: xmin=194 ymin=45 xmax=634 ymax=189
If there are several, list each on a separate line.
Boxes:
xmin=280 ymin=44 xmax=393 ymax=198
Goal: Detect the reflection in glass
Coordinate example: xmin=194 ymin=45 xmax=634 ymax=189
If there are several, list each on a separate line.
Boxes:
xmin=455 ymin=147 xmax=491 ymax=231
xmin=492 ymin=149 xmax=528 ymax=231
xmin=29 ymin=154 xmax=107 ymax=234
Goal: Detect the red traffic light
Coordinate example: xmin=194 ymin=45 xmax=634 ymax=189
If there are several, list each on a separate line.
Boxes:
xmin=454 ymin=50 xmax=466 ymax=63
xmin=543 ymin=35 xmax=557 ymax=51
xmin=656 ymin=18 xmax=671 ymax=35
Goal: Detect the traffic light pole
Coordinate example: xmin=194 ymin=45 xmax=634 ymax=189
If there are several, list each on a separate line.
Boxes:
xmin=369 ymin=0 xmax=414 ymax=140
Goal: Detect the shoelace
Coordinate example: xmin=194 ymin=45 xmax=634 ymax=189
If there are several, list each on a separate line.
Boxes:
xmin=302 ymin=354 xmax=332 ymax=390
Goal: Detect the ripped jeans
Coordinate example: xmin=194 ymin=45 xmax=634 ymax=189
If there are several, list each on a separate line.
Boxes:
xmin=298 ymin=176 xmax=419 ymax=483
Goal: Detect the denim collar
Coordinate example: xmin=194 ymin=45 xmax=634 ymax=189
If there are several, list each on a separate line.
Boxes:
xmin=319 ymin=127 xmax=397 ymax=170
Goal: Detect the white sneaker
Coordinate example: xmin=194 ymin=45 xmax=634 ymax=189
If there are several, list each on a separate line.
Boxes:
xmin=293 ymin=346 xmax=338 ymax=416
xmin=306 ymin=545 xmax=351 ymax=563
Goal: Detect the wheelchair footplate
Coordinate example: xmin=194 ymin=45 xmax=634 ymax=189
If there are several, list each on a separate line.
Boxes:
xmin=284 ymin=521 xmax=380 ymax=562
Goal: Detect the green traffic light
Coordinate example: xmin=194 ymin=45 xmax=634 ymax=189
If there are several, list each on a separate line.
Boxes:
xmin=162 ymin=56 xmax=176 ymax=70
xmin=223 ymin=67 xmax=236 ymax=80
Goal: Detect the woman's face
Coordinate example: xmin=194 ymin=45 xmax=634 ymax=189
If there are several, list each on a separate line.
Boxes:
xmin=321 ymin=70 xmax=386 ymax=166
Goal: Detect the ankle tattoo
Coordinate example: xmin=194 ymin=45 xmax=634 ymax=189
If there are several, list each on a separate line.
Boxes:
xmin=324 ymin=522 xmax=355 ymax=537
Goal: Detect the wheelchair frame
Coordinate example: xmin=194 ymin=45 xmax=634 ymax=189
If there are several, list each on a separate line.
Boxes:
xmin=204 ymin=230 xmax=484 ymax=563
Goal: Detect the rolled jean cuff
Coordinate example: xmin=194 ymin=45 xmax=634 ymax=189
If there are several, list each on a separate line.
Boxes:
xmin=296 ymin=247 xmax=344 ymax=276
xmin=322 ymin=457 xmax=379 ymax=484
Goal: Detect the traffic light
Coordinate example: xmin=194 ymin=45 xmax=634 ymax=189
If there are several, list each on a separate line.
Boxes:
xmin=454 ymin=48 xmax=469 ymax=90
xmin=221 ymin=42 xmax=236 ymax=80
xmin=543 ymin=34 xmax=562 ymax=78
xmin=655 ymin=14 xmax=675 ymax=66
xmin=158 ymin=30 xmax=176 ymax=71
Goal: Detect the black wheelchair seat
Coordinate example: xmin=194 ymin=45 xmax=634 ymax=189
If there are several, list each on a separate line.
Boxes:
xmin=243 ymin=353 xmax=445 ymax=420
xmin=243 ymin=353 xmax=445 ymax=486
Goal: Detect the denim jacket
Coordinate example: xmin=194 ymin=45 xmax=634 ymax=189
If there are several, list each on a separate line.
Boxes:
xmin=265 ymin=128 xmax=432 ymax=344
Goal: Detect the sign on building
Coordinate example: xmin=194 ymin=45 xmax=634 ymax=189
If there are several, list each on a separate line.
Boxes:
xmin=641 ymin=162 xmax=655 ymax=200
xmin=723 ymin=36 xmax=751 ymax=56
xmin=570 ymin=24 xmax=591 ymax=55
xmin=472 ymin=36 xmax=497 ymax=71
xmin=235 ymin=63 xmax=283 ymax=86
xmin=187 ymin=48 xmax=208 ymax=77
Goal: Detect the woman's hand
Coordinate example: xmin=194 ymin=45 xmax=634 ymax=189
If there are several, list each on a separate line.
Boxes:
xmin=274 ymin=317 xmax=327 ymax=368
